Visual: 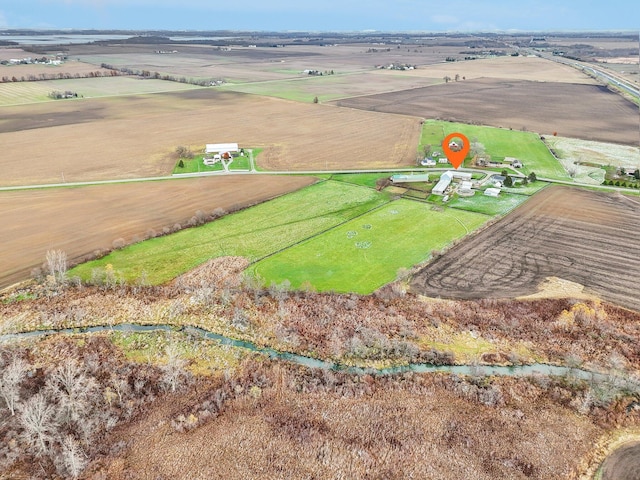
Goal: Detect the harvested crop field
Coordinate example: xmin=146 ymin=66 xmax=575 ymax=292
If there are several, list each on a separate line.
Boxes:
xmin=220 ymin=71 xmax=442 ymax=103
xmin=0 ymin=89 xmax=420 ymax=186
xmin=331 ymin=78 xmax=639 ymax=145
xmin=398 ymin=55 xmax=599 ymax=84
xmin=410 ymin=186 xmax=640 ymax=312
xmin=72 ymin=43 xmax=466 ymax=81
xmin=0 ymin=174 xmax=315 ymax=289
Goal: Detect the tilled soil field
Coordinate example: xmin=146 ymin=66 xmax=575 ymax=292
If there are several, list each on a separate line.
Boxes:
xmin=0 ymin=175 xmax=315 ymax=289
xmin=0 ymin=89 xmax=420 ymax=186
xmin=410 ymin=186 xmax=640 ymax=312
xmin=331 ymin=78 xmax=640 ymax=145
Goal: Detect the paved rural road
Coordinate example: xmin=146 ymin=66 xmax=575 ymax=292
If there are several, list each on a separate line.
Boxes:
xmin=575 ymin=62 xmax=640 ymax=99
xmin=0 ymin=167 xmax=493 ymax=191
xmin=1 ymin=167 xmax=638 ymax=195
xmin=525 ymin=48 xmax=639 ymax=100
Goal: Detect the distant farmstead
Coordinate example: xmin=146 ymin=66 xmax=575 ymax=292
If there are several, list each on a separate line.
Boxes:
xmin=432 ymin=170 xmax=472 ymax=196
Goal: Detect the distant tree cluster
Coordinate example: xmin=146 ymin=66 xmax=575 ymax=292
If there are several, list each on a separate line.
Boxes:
xmin=48 ymin=90 xmax=78 ymax=100
xmin=100 ymin=63 xmax=224 ymax=87
xmin=1 ymin=70 xmax=118 ymax=83
xmin=304 ymin=69 xmax=334 ymax=75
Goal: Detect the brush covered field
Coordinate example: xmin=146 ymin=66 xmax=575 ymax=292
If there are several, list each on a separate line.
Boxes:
xmin=2 ymin=280 xmax=640 ymax=479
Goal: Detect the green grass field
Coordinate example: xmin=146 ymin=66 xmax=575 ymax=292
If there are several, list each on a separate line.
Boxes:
xmin=448 ymin=192 xmax=529 ymax=216
xmin=220 ymin=75 xmax=347 ymax=103
xmin=69 ymin=181 xmax=390 ymax=284
xmin=330 ymin=172 xmax=425 ymax=188
xmin=420 ymin=120 xmax=571 ymax=181
xmin=0 ymin=77 xmax=200 ymax=106
xmin=251 ymin=199 xmax=489 ymax=294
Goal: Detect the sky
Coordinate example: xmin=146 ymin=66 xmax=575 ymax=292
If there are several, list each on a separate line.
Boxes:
xmin=0 ymin=0 xmax=638 ymax=32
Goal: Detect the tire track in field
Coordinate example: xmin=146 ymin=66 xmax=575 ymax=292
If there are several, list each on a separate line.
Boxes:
xmin=410 ymin=186 xmax=640 ymax=312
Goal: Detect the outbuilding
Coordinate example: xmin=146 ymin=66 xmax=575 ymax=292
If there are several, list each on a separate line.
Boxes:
xmin=205 ymin=143 xmax=239 ymax=155
xmin=433 ymin=172 xmax=453 ymax=195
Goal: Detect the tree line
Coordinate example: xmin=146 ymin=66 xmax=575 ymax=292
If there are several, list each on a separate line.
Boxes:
xmin=100 ymin=63 xmax=224 ymax=87
xmin=0 ymin=70 xmax=122 ymax=83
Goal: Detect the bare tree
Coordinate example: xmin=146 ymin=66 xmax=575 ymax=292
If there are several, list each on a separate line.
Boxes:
xmin=45 ymin=249 xmax=68 ymax=285
xmin=470 ymin=140 xmax=485 ymax=157
xmin=160 ymin=342 xmax=190 ymax=393
xmin=19 ymin=393 xmax=58 ymax=454
xmin=61 ymin=435 xmax=87 ymax=479
xmin=46 ymin=359 xmax=99 ymax=426
xmin=0 ymin=356 xmax=29 ymax=415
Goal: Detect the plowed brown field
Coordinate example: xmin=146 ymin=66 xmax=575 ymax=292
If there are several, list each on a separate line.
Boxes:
xmin=331 ymin=79 xmax=639 ymax=145
xmin=411 ymin=186 xmax=640 ymax=312
xmin=0 ymin=175 xmax=315 ymax=289
xmin=0 ymin=89 xmax=420 ymax=186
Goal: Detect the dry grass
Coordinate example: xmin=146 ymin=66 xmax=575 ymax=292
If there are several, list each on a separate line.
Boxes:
xmin=88 ymin=362 xmax=607 ymax=480
xmin=546 ymin=136 xmax=640 ymax=169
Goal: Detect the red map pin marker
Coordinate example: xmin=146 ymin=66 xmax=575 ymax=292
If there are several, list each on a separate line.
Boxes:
xmin=442 ymin=132 xmax=470 ymax=169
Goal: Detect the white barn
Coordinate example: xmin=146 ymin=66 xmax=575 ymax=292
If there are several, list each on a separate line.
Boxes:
xmin=205 ymin=143 xmax=239 ymax=155
xmin=432 ymin=172 xmax=453 ymax=195
xmin=485 ymin=187 xmax=501 ymax=197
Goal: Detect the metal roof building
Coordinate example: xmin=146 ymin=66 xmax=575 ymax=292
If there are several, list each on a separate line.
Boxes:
xmin=205 ymin=143 xmax=239 ymax=154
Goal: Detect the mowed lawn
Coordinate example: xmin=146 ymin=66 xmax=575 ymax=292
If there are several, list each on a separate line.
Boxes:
xmin=420 ymin=120 xmax=571 ymax=181
xmin=69 ymin=181 xmax=390 ymax=284
xmin=251 ymin=199 xmax=489 ymax=294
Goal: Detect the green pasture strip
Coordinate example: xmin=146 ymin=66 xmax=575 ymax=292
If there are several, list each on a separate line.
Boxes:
xmin=331 ymin=172 xmax=403 ymax=188
xmin=220 ymin=75 xmax=351 ymax=103
xmin=69 ymin=181 xmax=390 ymax=285
xmin=0 ymin=81 xmax=51 ymax=105
xmin=420 ymin=120 xmax=572 ymax=181
xmin=251 ymin=199 xmax=488 ymax=294
xmin=0 ymin=77 xmax=200 ymax=106
xmin=500 ymin=181 xmax=548 ymax=196
xmin=448 ymin=192 xmax=529 ymax=216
